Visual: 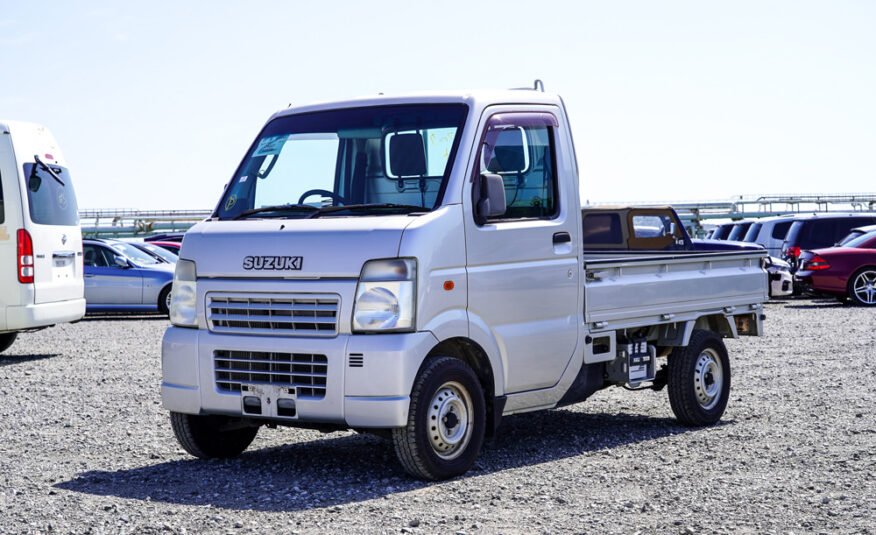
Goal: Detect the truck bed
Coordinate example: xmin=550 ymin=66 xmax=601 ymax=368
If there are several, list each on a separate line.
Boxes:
xmin=583 ymin=249 xmax=768 ymax=331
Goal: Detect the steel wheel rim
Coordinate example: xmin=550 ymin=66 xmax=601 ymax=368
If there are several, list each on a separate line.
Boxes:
xmin=694 ymin=348 xmax=723 ymax=410
xmin=427 ymin=381 xmax=473 ymax=460
xmin=853 ymin=270 xmax=876 ymax=304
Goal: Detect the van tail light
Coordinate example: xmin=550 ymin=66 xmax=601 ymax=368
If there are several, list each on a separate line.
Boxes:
xmin=785 ymin=246 xmax=801 ymax=258
xmin=806 ymin=255 xmax=831 ymax=271
xmin=17 ymin=229 xmax=34 ymax=284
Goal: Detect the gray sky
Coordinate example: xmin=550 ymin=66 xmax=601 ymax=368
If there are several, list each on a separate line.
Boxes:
xmin=1 ymin=0 xmax=874 ymax=209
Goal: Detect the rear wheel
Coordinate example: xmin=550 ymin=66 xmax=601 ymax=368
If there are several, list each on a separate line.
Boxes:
xmin=392 ymin=357 xmax=486 ymax=480
xmin=667 ymin=329 xmax=731 ymax=426
xmin=0 ymin=332 xmax=17 ymax=354
xmin=847 ymin=268 xmax=876 ymax=306
xmin=158 ymin=286 xmax=172 ymax=315
xmin=170 ymin=412 xmax=258 ymax=458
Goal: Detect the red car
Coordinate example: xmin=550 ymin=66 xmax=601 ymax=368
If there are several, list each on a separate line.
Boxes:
xmin=795 ymin=231 xmax=876 ymax=306
xmin=149 ymin=241 xmax=181 ymax=254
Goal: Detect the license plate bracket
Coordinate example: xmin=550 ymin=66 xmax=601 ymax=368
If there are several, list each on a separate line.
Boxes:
xmin=240 ymin=384 xmax=297 ymax=418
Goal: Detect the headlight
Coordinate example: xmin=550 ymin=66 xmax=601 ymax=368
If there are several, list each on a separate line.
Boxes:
xmin=352 ymin=258 xmax=416 ymax=333
xmin=170 ymin=259 xmax=197 ymax=327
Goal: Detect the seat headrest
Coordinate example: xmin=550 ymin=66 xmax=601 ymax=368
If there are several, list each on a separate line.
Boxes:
xmin=389 ymin=133 xmax=426 ymax=177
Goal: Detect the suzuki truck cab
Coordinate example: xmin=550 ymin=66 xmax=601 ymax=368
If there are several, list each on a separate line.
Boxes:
xmin=0 ymin=121 xmax=85 ymax=353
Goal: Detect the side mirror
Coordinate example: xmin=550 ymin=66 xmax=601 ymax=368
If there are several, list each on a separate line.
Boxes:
xmin=114 ymin=256 xmax=129 ymax=269
xmin=476 ymin=173 xmax=506 ymax=221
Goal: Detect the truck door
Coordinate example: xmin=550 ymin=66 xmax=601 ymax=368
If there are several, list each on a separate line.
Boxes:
xmin=463 ymin=109 xmax=579 ymax=393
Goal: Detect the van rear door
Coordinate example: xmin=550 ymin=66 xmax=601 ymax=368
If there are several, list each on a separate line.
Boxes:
xmin=11 ymin=124 xmax=83 ymax=304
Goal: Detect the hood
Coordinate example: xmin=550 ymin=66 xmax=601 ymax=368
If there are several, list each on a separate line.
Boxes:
xmin=181 ymin=216 xmax=416 ymax=279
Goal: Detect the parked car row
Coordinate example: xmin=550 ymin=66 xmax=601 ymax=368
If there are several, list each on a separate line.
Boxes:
xmin=704 ymin=213 xmax=876 ymax=303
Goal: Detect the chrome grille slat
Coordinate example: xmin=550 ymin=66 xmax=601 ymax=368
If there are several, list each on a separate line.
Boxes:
xmin=214 ymin=350 xmax=328 ymax=399
xmin=207 ymin=293 xmax=339 ymax=337
xmin=214 ymin=367 xmax=326 ymax=378
xmin=210 ymin=313 xmax=337 ymax=325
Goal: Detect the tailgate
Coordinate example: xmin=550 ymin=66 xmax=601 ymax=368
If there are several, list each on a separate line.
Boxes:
xmin=31 ymin=225 xmax=84 ymax=304
xmin=584 ymin=251 xmax=768 ymax=329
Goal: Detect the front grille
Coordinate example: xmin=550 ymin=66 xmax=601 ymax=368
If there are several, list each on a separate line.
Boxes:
xmin=207 ymin=293 xmax=339 ymax=337
xmin=214 ymin=350 xmax=328 ymax=399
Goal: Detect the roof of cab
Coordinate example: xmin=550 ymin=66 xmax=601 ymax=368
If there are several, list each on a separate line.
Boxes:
xmin=270 ymin=89 xmax=565 ymax=121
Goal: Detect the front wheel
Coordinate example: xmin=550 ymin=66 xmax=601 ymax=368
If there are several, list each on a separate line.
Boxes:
xmin=0 ymin=332 xmax=17 ymax=354
xmin=667 ymin=329 xmax=731 ymax=426
xmin=392 ymin=357 xmax=486 ymax=480
xmin=847 ymin=268 xmax=876 ymax=306
xmin=170 ymin=412 xmax=259 ymax=459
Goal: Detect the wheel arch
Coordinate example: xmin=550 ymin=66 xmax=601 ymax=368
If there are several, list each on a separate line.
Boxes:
xmin=423 ymin=336 xmax=504 ymax=436
xmin=694 ymin=314 xmax=737 ymax=339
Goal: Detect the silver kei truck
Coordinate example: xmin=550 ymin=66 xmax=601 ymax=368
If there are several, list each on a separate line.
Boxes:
xmin=161 ymin=86 xmax=768 ymax=480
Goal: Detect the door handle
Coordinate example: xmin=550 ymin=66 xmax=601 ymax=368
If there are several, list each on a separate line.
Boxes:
xmin=553 ymin=232 xmax=571 ymax=244
xmin=84 ymin=274 xmax=95 ymax=278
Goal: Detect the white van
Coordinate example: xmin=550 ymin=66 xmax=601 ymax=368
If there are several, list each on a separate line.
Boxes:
xmin=741 ymin=215 xmax=796 ymax=256
xmin=0 ymin=121 xmax=85 ymax=353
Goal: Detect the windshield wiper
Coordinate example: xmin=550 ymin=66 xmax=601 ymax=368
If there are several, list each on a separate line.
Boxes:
xmin=32 ymin=155 xmax=65 ymax=186
xmin=232 ymin=203 xmax=319 ymax=220
xmin=307 ymin=203 xmax=429 ymax=219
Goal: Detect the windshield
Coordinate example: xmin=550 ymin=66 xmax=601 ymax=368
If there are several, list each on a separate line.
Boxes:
xmin=216 ymin=104 xmax=468 ymax=220
xmin=111 ymin=242 xmax=162 ymax=266
xmin=139 ymin=242 xmax=178 ymax=263
xmin=22 ymin=162 xmax=79 ymax=226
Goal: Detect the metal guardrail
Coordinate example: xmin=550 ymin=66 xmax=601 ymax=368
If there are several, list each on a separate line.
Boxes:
xmin=79 ymin=209 xmax=212 ymax=238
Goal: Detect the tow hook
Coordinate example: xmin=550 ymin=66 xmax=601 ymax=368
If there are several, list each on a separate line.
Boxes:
xmin=650 ymin=365 xmax=669 ymax=391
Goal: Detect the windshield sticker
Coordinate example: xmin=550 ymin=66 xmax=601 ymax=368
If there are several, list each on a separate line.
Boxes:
xmin=239 ymin=175 xmax=248 ymax=183
xmin=252 ymin=135 xmax=289 ymax=157
xmin=225 ymin=193 xmax=237 ymax=211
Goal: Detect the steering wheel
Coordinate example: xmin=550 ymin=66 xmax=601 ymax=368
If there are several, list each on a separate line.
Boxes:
xmin=297 ymin=189 xmax=350 ymax=206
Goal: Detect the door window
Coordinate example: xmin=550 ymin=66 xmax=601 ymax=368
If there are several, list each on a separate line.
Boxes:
xmin=477 ymin=113 xmax=559 ymax=222
xmin=84 ymin=245 xmax=113 ymax=267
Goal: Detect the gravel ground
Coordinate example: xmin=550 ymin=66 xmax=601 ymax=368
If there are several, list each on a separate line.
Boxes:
xmin=0 ymin=299 xmax=874 ymax=534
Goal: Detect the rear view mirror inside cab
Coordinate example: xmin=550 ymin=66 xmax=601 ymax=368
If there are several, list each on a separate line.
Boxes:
xmin=483 ymin=127 xmax=529 ymax=175
xmin=386 ymin=132 xmax=427 ymax=178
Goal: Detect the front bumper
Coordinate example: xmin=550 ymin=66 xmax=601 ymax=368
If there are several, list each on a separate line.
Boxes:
xmin=4 ymin=298 xmax=85 ymax=332
xmin=161 ymin=327 xmax=437 ymax=428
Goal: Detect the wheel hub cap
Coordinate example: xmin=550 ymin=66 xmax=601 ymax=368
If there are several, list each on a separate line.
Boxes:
xmin=854 ymin=271 xmax=876 ymax=304
xmin=694 ymin=349 xmax=723 ymax=410
xmin=427 ymin=381 xmax=473 ymax=460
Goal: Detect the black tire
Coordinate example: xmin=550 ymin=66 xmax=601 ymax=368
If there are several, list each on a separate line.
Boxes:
xmin=158 ymin=285 xmax=172 ymax=315
xmin=392 ymin=357 xmax=486 ymax=480
xmin=0 ymin=332 xmax=17 ymax=354
xmin=667 ymin=329 xmax=731 ymax=426
xmin=170 ymin=412 xmax=258 ymax=459
xmin=847 ymin=267 xmax=876 ymax=306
